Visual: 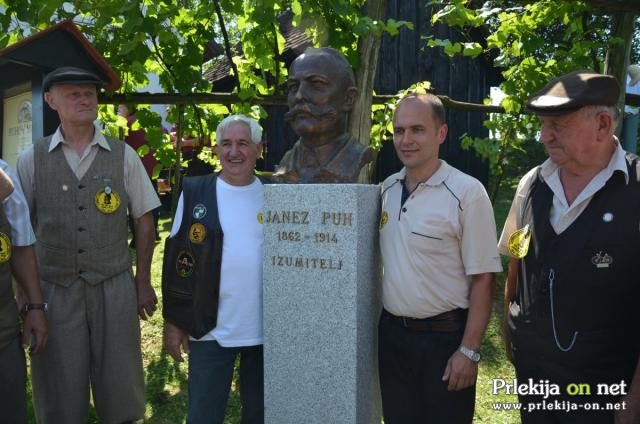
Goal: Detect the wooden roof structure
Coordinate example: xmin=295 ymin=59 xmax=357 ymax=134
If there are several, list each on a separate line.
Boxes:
xmin=0 ymin=20 xmax=121 ymax=91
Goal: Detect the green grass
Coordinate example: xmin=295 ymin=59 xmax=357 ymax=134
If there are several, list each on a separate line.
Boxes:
xmin=25 ymin=181 xmax=522 ymax=423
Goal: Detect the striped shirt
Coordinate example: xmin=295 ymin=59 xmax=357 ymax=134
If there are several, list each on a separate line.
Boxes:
xmin=0 ymin=159 xmax=36 ymax=246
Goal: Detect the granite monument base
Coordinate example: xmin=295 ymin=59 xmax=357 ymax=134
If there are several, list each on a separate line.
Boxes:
xmin=263 ymin=184 xmax=381 ymax=424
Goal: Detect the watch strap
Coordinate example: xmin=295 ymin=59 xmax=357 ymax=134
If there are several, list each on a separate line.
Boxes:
xmin=458 ymin=345 xmax=481 ymax=363
xmin=24 ymin=303 xmax=48 ymax=313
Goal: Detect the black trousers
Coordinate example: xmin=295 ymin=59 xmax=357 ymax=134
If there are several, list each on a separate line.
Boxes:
xmin=378 ymin=313 xmax=475 ymax=424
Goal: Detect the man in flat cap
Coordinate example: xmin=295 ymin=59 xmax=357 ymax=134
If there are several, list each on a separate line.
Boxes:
xmin=17 ymin=66 xmax=161 ymax=423
xmin=272 ymin=47 xmax=374 ymax=183
xmin=500 ymin=70 xmax=640 ymax=423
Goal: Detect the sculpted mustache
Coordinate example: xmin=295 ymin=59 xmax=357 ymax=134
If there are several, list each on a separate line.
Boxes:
xmin=284 ymin=104 xmax=339 ymax=122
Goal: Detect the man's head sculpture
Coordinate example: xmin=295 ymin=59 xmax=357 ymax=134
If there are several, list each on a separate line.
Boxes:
xmin=273 ymin=47 xmax=374 ymax=183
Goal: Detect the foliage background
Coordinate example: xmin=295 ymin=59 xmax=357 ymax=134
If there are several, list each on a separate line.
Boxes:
xmin=4 ymin=0 xmax=638 ymax=422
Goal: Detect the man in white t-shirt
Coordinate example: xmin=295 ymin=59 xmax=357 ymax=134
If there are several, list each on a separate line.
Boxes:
xmin=162 ymin=114 xmax=264 ymax=424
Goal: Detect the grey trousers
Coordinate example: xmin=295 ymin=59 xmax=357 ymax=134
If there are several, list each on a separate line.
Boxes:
xmin=31 ymin=270 xmax=145 ymax=424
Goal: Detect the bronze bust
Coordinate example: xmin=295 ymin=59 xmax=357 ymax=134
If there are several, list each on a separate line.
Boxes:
xmin=272 ymin=47 xmax=374 ymax=183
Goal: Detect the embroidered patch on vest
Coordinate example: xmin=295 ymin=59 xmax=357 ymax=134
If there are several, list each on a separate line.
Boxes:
xmin=192 ymin=204 xmax=207 ymax=219
xmin=176 ymin=251 xmax=195 ymax=277
xmin=591 ymin=251 xmax=613 ymax=268
xmin=508 ymin=224 xmax=531 ymax=259
xmin=379 ymin=211 xmax=388 ymax=229
xmin=0 ymin=232 xmax=11 ymax=263
xmin=188 ymin=223 xmax=207 ymax=243
xmin=94 ymin=186 xmax=121 ymax=214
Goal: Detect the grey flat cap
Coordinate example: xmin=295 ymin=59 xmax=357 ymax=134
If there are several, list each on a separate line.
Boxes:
xmin=43 ymin=66 xmax=103 ymax=92
xmin=526 ymin=71 xmax=620 ymax=116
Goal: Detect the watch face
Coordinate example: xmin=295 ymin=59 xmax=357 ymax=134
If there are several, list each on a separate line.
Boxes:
xmin=472 ymin=352 xmax=481 ymax=362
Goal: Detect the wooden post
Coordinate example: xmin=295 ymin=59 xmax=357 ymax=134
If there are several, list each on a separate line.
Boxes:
xmin=171 ymin=104 xmax=184 ymax=217
xmin=349 ymin=0 xmax=389 ymax=183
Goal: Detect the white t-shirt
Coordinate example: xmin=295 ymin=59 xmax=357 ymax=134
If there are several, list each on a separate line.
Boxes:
xmin=170 ymin=177 xmax=264 ymax=346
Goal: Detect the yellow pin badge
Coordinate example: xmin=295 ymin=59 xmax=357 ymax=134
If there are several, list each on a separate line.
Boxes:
xmin=257 ymin=212 xmax=263 ymax=224
xmin=0 ymin=232 xmax=11 ymax=263
xmin=508 ymin=224 xmax=531 ymax=259
xmin=189 ymin=223 xmax=207 ymax=243
xmin=379 ymin=211 xmax=388 ymax=229
xmin=95 ymin=186 xmax=121 ymax=214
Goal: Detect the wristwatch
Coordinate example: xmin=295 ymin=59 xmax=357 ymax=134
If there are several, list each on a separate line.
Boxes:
xmin=23 ymin=303 xmax=48 ymax=313
xmin=458 ymin=345 xmax=481 ymax=363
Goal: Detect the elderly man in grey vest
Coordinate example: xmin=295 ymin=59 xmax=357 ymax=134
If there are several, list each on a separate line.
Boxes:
xmin=17 ymin=67 xmax=161 ymax=424
xmin=0 ymin=162 xmax=47 ymax=423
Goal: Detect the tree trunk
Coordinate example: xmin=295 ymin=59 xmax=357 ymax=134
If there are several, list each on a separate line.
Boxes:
xmin=604 ymin=12 xmax=635 ymax=138
xmin=350 ymin=0 xmax=388 ymax=183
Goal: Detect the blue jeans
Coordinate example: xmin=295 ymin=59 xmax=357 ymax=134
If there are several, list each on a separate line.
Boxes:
xmin=378 ymin=313 xmax=475 ymax=424
xmin=187 ymin=340 xmax=264 ymax=424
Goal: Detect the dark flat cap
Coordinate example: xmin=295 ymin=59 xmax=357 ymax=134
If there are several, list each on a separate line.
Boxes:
xmin=526 ymin=71 xmax=620 ymax=116
xmin=43 ymin=66 xmax=104 ymax=92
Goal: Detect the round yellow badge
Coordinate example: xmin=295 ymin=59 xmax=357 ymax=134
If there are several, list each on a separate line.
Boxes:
xmin=508 ymin=224 xmax=531 ymax=259
xmin=189 ymin=223 xmax=207 ymax=243
xmin=379 ymin=211 xmax=389 ymax=229
xmin=0 ymin=232 xmax=11 ymax=263
xmin=94 ymin=188 xmax=121 ymax=214
xmin=257 ymin=212 xmax=263 ymax=224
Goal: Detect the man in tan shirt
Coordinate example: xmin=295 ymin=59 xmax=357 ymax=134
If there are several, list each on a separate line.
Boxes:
xmin=379 ymin=93 xmax=502 ymax=423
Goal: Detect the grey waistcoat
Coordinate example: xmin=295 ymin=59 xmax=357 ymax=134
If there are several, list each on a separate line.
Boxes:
xmin=0 ymin=204 xmax=18 ymax=349
xmin=33 ymin=135 xmax=130 ymax=286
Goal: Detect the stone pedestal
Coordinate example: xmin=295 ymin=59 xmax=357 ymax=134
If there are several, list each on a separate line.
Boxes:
xmin=263 ymin=184 xmax=381 ymax=424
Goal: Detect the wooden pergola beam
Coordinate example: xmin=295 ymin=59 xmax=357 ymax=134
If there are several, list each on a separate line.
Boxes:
xmin=584 ymin=0 xmax=640 ymax=13
xmin=98 ymin=92 xmax=640 ymax=113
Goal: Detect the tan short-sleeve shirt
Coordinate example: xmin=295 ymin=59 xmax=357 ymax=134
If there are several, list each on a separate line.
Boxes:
xmin=379 ymin=160 xmax=502 ymax=318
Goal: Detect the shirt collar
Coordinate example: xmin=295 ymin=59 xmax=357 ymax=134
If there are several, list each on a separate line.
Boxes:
xmin=539 ymin=136 xmax=629 ymax=184
xmin=48 ymin=122 xmax=111 ymax=152
xmin=397 ymin=160 xmax=452 ymax=187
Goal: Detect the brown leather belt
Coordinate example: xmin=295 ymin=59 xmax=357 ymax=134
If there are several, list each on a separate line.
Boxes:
xmin=382 ymin=308 xmax=468 ymax=332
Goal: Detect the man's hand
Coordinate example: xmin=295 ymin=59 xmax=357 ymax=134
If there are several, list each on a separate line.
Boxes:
xmin=22 ymin=310 xmax=48 ymax=355
xmin=0 ymin=167 xmax=14 ymax=201
xmin=616 ymin=360 xmax=640 ymax=424
xmin=615 ymin=393 xmax=640 ymax=424
xmin=135 ymin=275 xmax=158 ymax=320
xmin=442 ymin=350 xmax=478 ymax=391
xmin=164 ymin=321 xmax=190 ymax=362
xmin=14 ymin=286 xmax=28 ymax=314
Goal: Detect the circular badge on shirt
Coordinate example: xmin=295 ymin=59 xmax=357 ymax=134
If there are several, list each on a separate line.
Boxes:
xmin=94 ymin=187 xmax=121 ymax=214
xmin=176 ymin=251 xmax=195 ymax=278
xmin=0 ymin=232 xmax=11 ymax=263
xmin=188 ymin=223 xmax=207 ymax=243
xmin=379 ymin=211 xmax=388 ymax=229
